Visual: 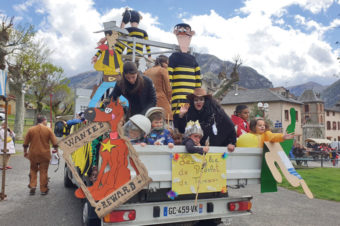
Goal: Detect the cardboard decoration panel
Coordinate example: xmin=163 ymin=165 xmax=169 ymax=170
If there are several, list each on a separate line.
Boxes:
xmin=58 ymin=101 xmax=152 ymax=218
xmin=264 ymin=142 xmax=313 ymax=199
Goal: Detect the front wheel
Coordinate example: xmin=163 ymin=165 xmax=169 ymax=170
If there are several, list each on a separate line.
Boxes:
xmin=64 ymin=164 xmax=75 ymax=188
xmin=82 ymin=200 xmax=101 ymax=226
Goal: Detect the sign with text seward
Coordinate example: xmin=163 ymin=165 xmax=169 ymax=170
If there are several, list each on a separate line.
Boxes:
xmin=172 ymin=153 xmax=226 ymax=195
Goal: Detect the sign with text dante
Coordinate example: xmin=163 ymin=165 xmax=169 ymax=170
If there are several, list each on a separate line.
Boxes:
xmin=172 ymin=153 xmax=227 ymax=195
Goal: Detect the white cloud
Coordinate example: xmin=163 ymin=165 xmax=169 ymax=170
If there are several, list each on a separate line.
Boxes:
xmin=29 ymin=0 xmax=339 ymax=87
xmin=13 ymin=0 xmax=36 ymax=12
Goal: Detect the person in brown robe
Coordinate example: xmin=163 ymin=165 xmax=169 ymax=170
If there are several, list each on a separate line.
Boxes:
xmin=23 ymin=115 xmax=58 ymax=195
xmin=144 ymin=55 xmax=173 ymax=121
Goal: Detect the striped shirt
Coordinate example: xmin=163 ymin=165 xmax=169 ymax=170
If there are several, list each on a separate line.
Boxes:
xmin=168 ymin=52 xmax=201 ymax=114
xmin=115 ymin=27 xmax=151 ymax=57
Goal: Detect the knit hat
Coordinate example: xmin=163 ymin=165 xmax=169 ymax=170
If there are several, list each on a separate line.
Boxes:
xmin=184 ymin=120 xmax=203 ymax=137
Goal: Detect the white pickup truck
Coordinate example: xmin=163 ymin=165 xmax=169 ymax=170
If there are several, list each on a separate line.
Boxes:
xmin=64 ymin=145 xmax=262 ymax=226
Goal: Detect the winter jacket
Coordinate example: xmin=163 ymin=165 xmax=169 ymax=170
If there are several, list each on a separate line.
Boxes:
xmin=231 ymin=115 xmax=249 ymax=137
xmin=174 ymin=98 xmax=236 ymax=147
xmin=144 ymin=65 xmax=173 ymax=120
xmin=146 ymin=128 xmax=174 ymax=145
xmin=109 ymin=74 xmax=156 ymax=118
xmin=182 ymin=137 xmax=204 ymax=155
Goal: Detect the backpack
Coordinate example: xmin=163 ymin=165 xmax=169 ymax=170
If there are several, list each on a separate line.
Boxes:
xmin=54 ymin=121 xmax=67 ymax=137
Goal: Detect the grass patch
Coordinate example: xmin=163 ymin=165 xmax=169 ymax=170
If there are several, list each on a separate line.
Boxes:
xmin=279 ymin=168 xmax=340 ymax=202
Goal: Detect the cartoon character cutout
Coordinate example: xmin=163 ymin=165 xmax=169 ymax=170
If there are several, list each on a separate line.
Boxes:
xmin=89 ymin=21 xmax=129 ymax=108
xmin=264 ymin=142 xmax=313 ymax=199
xmin=75 ymin=99 xmax=132 ymax=200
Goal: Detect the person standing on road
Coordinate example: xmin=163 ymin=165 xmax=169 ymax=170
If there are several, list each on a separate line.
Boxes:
xmin=23 ymin=115 xmax=58 ymax=195
xmin=0 ymin=122 xmax=15 ymax=170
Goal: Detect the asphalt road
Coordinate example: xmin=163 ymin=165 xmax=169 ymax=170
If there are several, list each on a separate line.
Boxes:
xmin=0 ymin=151 xmax=339 ymax=226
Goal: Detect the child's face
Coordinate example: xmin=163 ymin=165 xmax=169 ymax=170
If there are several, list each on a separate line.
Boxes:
xmin=151 ymin=119 xmax=163 ymax=129
xmin=255 ymin=120 xmax=266 ymax=134
xmin=189 ymin=133 xmax=202 ymax=145
xmin=238 ymin=108 xmax=250 ymax=121
xmin=173 ymin=136 xmax=182 ymax=145
xmin=128 ymin=129 xmax=142 ymax=140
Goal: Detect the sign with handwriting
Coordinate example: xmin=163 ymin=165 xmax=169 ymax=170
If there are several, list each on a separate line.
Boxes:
xmin=172 ymin=153 xmax=226 ymax=195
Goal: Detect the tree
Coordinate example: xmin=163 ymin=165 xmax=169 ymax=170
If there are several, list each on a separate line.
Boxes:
xmin=1 ymin=18 xmax=36 ymax=139
xmin=213 ymin=55 xmax=242 ymax=102
xmin=249 ymin=104 xmax=273 ymax=129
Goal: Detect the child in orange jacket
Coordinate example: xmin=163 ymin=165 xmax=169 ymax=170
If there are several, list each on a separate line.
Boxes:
xmin=237 ymin=118 xmax=294 ymax=148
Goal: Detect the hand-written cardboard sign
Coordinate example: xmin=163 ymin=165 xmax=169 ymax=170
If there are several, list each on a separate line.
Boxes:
xmin=59 ymin=120 xmax=152 ymax=218
xmin=172 ymin=153 xmax=226 ymax=195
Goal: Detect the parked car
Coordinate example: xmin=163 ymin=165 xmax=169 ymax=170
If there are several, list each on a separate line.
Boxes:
xmin=0 ymin=112 xmax=5 ymax=121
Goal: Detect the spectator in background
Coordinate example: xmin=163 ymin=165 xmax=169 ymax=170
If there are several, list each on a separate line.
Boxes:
xmin=23 ymin=115 xmax=58 ymax=195
xmin=144 ymin=55 xmax=173 ymax=123
xmin=231 ymin=105 xmax=250 ymax=137
xmin=0 ymin=122 xmax=15 ymax=170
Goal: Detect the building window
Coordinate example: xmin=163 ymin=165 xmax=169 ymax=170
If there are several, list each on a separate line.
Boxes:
xmin=304 ymin=104 xmax=309 ymax=113
xmin=338 ymin=136 xmax=340 ymax=141
xmin=333 ymin=112 xmax=335 ymax=116
xmin=327 ymin=121 xmax=331 ymax=130
xmin=333 ymin=121 xmax=337 ymax=130
xmin=320 ymin=115 xmax=323 ymax=124
xmin=338 ymin=122 xmax=340 ymax=130
xmin=327 ymin=111 xmax=329 ymax=116
xmin=284 ymin=110 xmax=289 ymax=121
xmin=295 ymin=111 xmax=298 ymax=121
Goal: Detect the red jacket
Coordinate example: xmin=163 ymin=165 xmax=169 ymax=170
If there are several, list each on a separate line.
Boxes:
xmin=231 ymin=115 xmax=250 ymax=138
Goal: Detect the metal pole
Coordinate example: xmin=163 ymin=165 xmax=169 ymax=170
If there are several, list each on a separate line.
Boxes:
xmin=49 ymin=93 xmax=53 ymax=128
xmin=0 ymin=97 xmax=8 ymax=200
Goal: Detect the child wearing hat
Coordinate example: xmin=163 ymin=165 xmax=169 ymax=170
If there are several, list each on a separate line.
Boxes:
xmin=123 ymin=114 xmax=151 ymax=145
xmin=145 ymin=107 xmax=174 ymax=148
xmin=182 ymin=120 xmax=209 ymax=155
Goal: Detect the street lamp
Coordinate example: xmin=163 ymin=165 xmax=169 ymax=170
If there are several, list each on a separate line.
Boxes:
xmin=258 ymin=102 xmax=269 ymax=117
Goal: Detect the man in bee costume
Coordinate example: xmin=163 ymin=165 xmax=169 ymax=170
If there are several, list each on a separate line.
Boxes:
xmin=168 ymin=23 xmax=201 ymax=115
xmin=89 ymin=21 xmax=129 ymax=108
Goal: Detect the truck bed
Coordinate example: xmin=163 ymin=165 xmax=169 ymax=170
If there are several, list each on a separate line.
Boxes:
xmin=130 ymin=145 xmax=262 ymax=189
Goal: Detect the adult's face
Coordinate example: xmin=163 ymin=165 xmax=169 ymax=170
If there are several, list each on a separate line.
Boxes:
xmin=193 ymin=96 xmax=205 ymax=111
xmin=125 ymin=73 xmax=138 ymax=85
xmin=174 ymin=27 xmax=195 ymax=53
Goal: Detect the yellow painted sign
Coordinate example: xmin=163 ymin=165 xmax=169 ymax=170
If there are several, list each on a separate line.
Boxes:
xmin=172 ymin=153 xmax=227 ymax=195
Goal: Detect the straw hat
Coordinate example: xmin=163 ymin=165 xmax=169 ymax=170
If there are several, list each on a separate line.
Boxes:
xmin=186 ymin=88 xmax=212 ymax=101
xmin=94 ymin=21 xmax=129 ymax=35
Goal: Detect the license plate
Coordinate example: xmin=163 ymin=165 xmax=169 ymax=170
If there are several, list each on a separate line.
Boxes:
xmin=163 ymin=204 xmax=203 ymax=217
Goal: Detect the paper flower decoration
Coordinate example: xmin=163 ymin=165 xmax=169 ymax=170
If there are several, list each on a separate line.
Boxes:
xmin=173 ymin=153 xmax=179 ymax=161
xmin=221 ymin=186 xmax=227 ymax=193
xmin=222 ymin=152 xmax=228 ymax=159
xmin=166 ymin=190 xmax=178 ymax=200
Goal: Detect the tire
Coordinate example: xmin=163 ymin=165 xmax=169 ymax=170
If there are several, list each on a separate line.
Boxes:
xmin=64 ymin=164 xmax=75 ymax=188
xmin=82 ymin=200 xmax=101 ymax=226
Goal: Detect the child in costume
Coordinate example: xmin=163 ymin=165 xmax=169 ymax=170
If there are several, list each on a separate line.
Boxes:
xmin=145 ymin=107 xmax=174 ymax=148
xmin=182 ymin=120 xmax=209 ymax=155
xmin=236 ymin=118 xmax=294 ymax=148
xmin=123 ymin=114 xmax=151 ymax=145
xmin=231 ymin=105 xmax=250 ymax=137
xmin=171 ymin=128 xmax=183 ymax=145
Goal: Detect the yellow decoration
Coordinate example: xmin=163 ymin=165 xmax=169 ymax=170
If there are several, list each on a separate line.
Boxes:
xmin=236 ymin=133 xmax=259 ymax=147
xmin=6 ymin=137 xmax=12 ymax=143
xmin=172 ymin=153 xmax=226 ymax=195
xmin=101 ymin=140 xmax=117 ymax=152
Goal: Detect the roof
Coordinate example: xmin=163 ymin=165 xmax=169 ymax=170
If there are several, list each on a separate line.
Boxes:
xmin=220 ymin=88 xmax=303 ymax=105
xmin=298 ymin=89 xmax=323 ymax=103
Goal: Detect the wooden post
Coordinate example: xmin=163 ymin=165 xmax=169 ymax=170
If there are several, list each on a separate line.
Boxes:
xmin=0 ymin=97 xmax=8 ymax=200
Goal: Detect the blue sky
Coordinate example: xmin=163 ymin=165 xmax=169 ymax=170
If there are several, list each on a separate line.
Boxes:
xmin=1 ymin=0 xmax=340 ymax=87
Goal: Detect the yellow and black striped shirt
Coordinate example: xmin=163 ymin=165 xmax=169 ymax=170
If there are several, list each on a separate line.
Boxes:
xmin=115 ymin=27 xmax=151 ymax=57
xmin=168 ymin=52 xmax=201 ymax=114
